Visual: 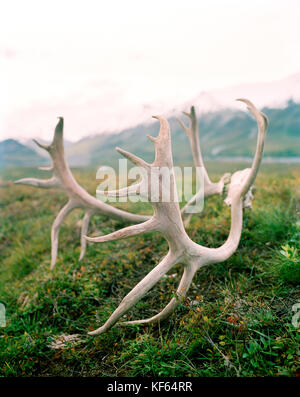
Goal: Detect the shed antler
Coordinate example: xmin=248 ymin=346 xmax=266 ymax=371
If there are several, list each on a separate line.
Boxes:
xmin=15 ymin=118 xmax=149 ymax=269
xmin=177 ymin=106 xmax=230 ymax=226
xmin=85 ymin=99 xmax=268 ymax=335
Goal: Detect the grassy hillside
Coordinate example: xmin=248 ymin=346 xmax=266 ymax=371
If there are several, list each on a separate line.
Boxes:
xmin=0 ymin=164 xmax=299 ymax=377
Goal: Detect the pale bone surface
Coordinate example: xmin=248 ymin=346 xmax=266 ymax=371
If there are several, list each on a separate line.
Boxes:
xmin=14 ymin=118 xmax=149 ymax=269
xmin=177 ymin=106 xmax=231 ymax=226
xmin=85 ymin=99 xmax=268 ymax=336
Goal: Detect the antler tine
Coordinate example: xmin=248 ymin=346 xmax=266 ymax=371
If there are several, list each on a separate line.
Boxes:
xmin=33 ymin=138 xmax=50 ymax=152
xmin=50 ymin=200 xmax=77 ymax=270
xmin=79 ymin=209 xmax=97 ymax=261
xmin=52 ymin=117 xmax=64 ymax=147
xmin=96 ymin=181 xmax=143 ymax=198
xmin=147 ymin=116 xmax=173 ymax=168
xmin=31 ymin=117 xmax=64 ymax=153
xmin=152 ymin=115 xmax=170 ymax=140
xmin=176 ymin=106 xmax=196 ymax=137
xmin=88 ymin=251 xmax=180 ymax=335
xmin=117 ymin=116 xmax=173 ymax=169
xmin=236 ymin=98 xmax=268 ymax=197
xmin=38 ymin=165 xmax=54 ymax=171
xmin=85 ymin=218 xmax=159 ymax=243
xmin=175 ymin=117 xmax=189 ymax=136
xmin=224 ymin=99 xmax=268 ymax=209
xmin=116 ymin=147 xmax=150 ymax=169
xmin=178 ymin=105 xmax=231 ymax=226
xmin=183 ymin=106 xmax=196 ymax=122
xmin=121 ymin=264 xmax=197 ymax=326
xmin=14 ymin=176 xmax=60 ymax=189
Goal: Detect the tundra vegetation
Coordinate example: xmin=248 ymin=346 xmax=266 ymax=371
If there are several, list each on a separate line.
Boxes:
xmin=0 ymin=101 xmax=299 ymax=377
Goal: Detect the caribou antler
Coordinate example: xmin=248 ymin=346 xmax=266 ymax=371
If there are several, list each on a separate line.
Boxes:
xmin=85 ymin=99 xmax=268 ymax=335
xmin=15 ymin=118 xmax=149 ymax=269
xmin=177 ymin=106 xmax=230 ymax=226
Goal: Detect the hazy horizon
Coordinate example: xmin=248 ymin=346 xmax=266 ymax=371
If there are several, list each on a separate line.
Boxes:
xmin=1 ymin=0 xmax=300 ymax=142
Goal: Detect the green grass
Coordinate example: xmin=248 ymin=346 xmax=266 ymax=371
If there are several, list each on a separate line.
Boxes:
xmin=0 ymin=164 xmax=299 ymax=377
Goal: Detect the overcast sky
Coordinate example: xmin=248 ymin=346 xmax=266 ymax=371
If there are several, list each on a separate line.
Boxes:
xmin=1 ymin=0 xmax=300 ymax=141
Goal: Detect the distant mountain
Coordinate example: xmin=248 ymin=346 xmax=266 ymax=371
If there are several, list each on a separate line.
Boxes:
xmin=64 ymin=100 xmax=300 ymax=167
xmin=0 ymin=139 xmax=47 ymax=168
xmin=1 ymin=99 xmax=299 ymax=169
xmin=65 ymin=134 xmax=110 ymax=166
xmin=4 ymin=73 xmax=300 ymax=144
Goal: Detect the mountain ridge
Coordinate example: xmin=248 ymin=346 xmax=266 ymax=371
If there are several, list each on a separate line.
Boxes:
xmin=0 ymin=139 xmax=47 ymax=168
xmin=1 ymin=100 xmax=299 ymax=169
xmin=65 ymin=100 xmax=300 ymax=167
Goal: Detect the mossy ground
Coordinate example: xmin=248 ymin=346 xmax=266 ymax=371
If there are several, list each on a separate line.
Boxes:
xmin=0 ymin=163 xmax=299 ymax=377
